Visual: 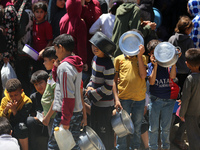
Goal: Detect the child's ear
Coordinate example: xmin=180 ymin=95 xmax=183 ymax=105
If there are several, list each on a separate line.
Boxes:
xmin=20 ymin=89 xmax=24 ymax=94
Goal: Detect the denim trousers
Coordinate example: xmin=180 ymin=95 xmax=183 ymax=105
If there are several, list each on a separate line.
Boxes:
xmin=149 ymin=95 xmax=176 ymax=150
xmin=117 ymin=99 xmax=145 ymax=149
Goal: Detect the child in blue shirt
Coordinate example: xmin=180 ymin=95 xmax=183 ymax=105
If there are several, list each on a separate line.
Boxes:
xmin=147 ymin=39 xmax=180 ymax=150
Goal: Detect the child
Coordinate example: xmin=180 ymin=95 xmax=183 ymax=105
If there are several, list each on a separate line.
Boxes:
xmin=168 ymin=15 xmax=194 ymax=150
xmin=27 ymin=70 xmax=49 ymax=150
xmin=48 ymin=34 xmax=83 ymax=150
xmin=85 ymin=31 xmax=117 ymax=150
xmin=41 ymin=46 xmax=57 ymax=136
xmin=0 ymin=79 xmax=32 ymax=150
xmin=0 ymin=117 xmax=20 ymax=150
xmin=179 ymin=48 xmax=200 ymax=150
xmin=147 ymin=39 xmax=180 ymax=150
xmin=113 ymin=30 xmax=147 ymax=150
xmin=32 ymin=1 xmax=53 ymax=72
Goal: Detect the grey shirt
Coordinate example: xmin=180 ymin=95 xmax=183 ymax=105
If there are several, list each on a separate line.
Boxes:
xmin=180 ymin=73 xmax=200 ymax=117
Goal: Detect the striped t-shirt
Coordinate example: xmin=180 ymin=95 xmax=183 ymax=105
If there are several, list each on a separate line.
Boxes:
xmin=87 ymin=55 xmax=115 ymax=107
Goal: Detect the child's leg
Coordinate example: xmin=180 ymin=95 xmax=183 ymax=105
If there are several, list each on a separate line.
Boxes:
xmin=149 ymin=95 xmax=162 ymax=150
xmin=160 ymin=99 xmax=175 ymax=150
xmin=130 ymin=99 xmax=145 ymax=149
xmin=91 ymin=105 xmax=115 ymax=150
xmin=48 ymin=112 xmax=62 ymax=150
xmin=69 ymin=111 xmax=82 ymax=150
xmin=185 ymin=116 xmax=200 ymax=150
xmin=19 ymin=138 xmax=29 ymax=150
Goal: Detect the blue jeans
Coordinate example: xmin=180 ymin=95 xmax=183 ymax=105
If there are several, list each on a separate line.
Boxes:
xmin=148 ymin=95 xmax=176 ymax=150
xmin=117 ymin=99 xmax=145 ymax=149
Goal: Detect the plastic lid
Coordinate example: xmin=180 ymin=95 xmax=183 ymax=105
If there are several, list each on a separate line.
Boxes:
xmin=54 ymin=127 xmax=59 ymax=131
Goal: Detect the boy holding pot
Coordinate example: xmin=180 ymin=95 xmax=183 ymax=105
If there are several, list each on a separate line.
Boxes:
xmin=147 ymin=39 xmax=180 ymax=150
xmin=85 ymin=31 xmax=120 ymax=150
xmin=113 ymin=29 xmax=147 ymax=150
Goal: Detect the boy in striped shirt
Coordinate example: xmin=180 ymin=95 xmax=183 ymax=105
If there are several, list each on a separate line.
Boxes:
xmin=85 ymin=32 xmax=119 ymax=150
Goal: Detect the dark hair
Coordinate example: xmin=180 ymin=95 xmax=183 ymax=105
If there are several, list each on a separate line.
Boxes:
xmin=5 ymin=79 xmax=22 ymax=92
xmin=42 ymin=46 xmax=57 ymax=60
xmin=0 ymin=117 xmax=12 ymax=135
xmin=30 ymin=70 xmax=49 ymax=84
xmin=146 ymin=39 xmax=161 ymax=52
xmin=130 ymin=28 xmax=144 ymax=38
xmin=32 ymin=1 xmax=48 ymax=12
xmin=109 ymin=1 xmax=123 ymax=15
xmin=185 ymin=48 xmax=200 ymax=67
xmin=175 ymin=16 xmax=193 ymax=34
xmin=53 ymin=34 xmax=75 ymax=52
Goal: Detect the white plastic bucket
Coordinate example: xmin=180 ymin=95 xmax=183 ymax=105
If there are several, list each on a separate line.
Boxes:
xmin=22 ymin=44 xmax=39 ymax=61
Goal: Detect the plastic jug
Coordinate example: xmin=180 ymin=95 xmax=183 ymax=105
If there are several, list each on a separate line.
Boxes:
xmin=54 ymin=125 xmax=76 ymax=150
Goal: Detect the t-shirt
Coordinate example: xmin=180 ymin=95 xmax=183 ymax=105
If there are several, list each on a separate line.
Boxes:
xmin=147 ymin=63 xmax=179 ymax=99
xmin=32 ymin=20 xmax=53 ymax=52
xmin=114 ymin=54 xmax=147 ymax=101
xmin=41 ymin=73 xmax=56 ymax=118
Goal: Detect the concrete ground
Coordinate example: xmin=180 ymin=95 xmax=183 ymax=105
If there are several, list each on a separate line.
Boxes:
xmin=140 ymin=123 xmax=189 ymax=150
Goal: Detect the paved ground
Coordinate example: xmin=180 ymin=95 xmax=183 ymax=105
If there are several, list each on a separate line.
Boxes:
xmin=140 ymin=123 xmax=189 ymax=150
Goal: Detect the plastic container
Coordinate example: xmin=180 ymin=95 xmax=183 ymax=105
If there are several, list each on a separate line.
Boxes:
xmin=54 ymin=125 xmax=76 ymax=150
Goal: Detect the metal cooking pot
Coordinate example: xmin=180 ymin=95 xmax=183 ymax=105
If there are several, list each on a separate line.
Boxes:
xmin=78 ymin=126 xmax=105 ymax=150
xmin=119 ymin=31 xmax=144 ymax=56
xmin=154 ymin=42 xmax=181 ymax=68
xmin=111 ymin=109 xmax=134 ymax=138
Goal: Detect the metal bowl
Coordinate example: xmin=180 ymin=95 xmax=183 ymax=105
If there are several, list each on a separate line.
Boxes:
xmin=154 ymin=42 xmax=180 ymax=68
xmin=78 ymin=126 xmax=105 ymax=150
xmin=111 ymin=109 xmax=134 ymax=137
xmin=119 ymin=31 xmax=144 ymax=56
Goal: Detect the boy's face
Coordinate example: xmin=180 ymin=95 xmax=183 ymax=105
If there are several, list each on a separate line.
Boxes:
xmin=148 ymin=49 xmax=154 ymax=56
xmin=56 ymin=0 xmax=65 ymax=8
xmin=34 ymin=8 xmax=47 ymax=23
xmin=91 ymin=45 xmax=105 ymax=58
xmin=8 ymin=89 xmax=23 ymax=102
xmin=43 ymin=57 xmax=55 ymax=70
xmin=33 ymin=80 xmax=47 ymax=95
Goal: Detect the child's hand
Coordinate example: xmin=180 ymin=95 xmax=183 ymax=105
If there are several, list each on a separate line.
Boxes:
xmin=81 ymin=117 xmax=87 ymax=127
xmin=180 ymin=116 xmax=185 ymax=122
xmin=138 ymin=44 xmax=145 ymax=57
xmin=150 ymin=54 xmax=157 ymax=66
xmin=177 ymin=99 xmax=182 ymax=105
xmin=9 ymin=100 xmax=17 ymax=113
xmin=177 ymin=48 xmax=182 ymax=58
xmin=115 ymin=99 xmax=123 ymax=112
xmin=147 ymin=22 xmax=157 ymax=30
xmin=54 ymin=59 xmax=60 ymax=67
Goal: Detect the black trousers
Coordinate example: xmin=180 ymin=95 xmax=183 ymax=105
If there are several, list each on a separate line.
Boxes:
xmin=91 ymin=105 xmax=115 ymax=150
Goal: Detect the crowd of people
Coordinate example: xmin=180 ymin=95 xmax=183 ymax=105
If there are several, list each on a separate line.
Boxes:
xmin=0 ymin=0 xmax=200 ymax=150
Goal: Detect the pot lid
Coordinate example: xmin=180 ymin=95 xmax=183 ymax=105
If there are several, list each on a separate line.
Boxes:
xmin=154 ymin=42 xmax=176 ymax=63
xmin=119 ymin=31 xmax=144 ymax=56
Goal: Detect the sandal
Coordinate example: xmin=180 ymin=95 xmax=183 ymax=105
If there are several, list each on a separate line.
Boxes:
xmin=173 ymin=139 xmax=188 ymax=150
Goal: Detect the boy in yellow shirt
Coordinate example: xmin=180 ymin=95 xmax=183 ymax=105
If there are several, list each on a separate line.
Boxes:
xmin=0 ymin=79 xmax=32 ymax=150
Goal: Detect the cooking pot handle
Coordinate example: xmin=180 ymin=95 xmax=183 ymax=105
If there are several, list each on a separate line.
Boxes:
xmin=175 ymin=46 xmax=181 ymax=54
xmin=80 ymin=125 xmax=86 ymax=133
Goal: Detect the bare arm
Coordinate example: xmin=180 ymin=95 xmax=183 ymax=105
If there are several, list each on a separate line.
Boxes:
xmin=42 ymin=101 xmax=55 ymax=126
xmin=113 ymin=73 xmax=122 ymax=111
xmin=137 ymin=45 xmax=147 ymax=79
xmin=148 ymin=55 xmax=158 ymax=85
xmin=170 ymin=64 xmax=176 ymax=79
